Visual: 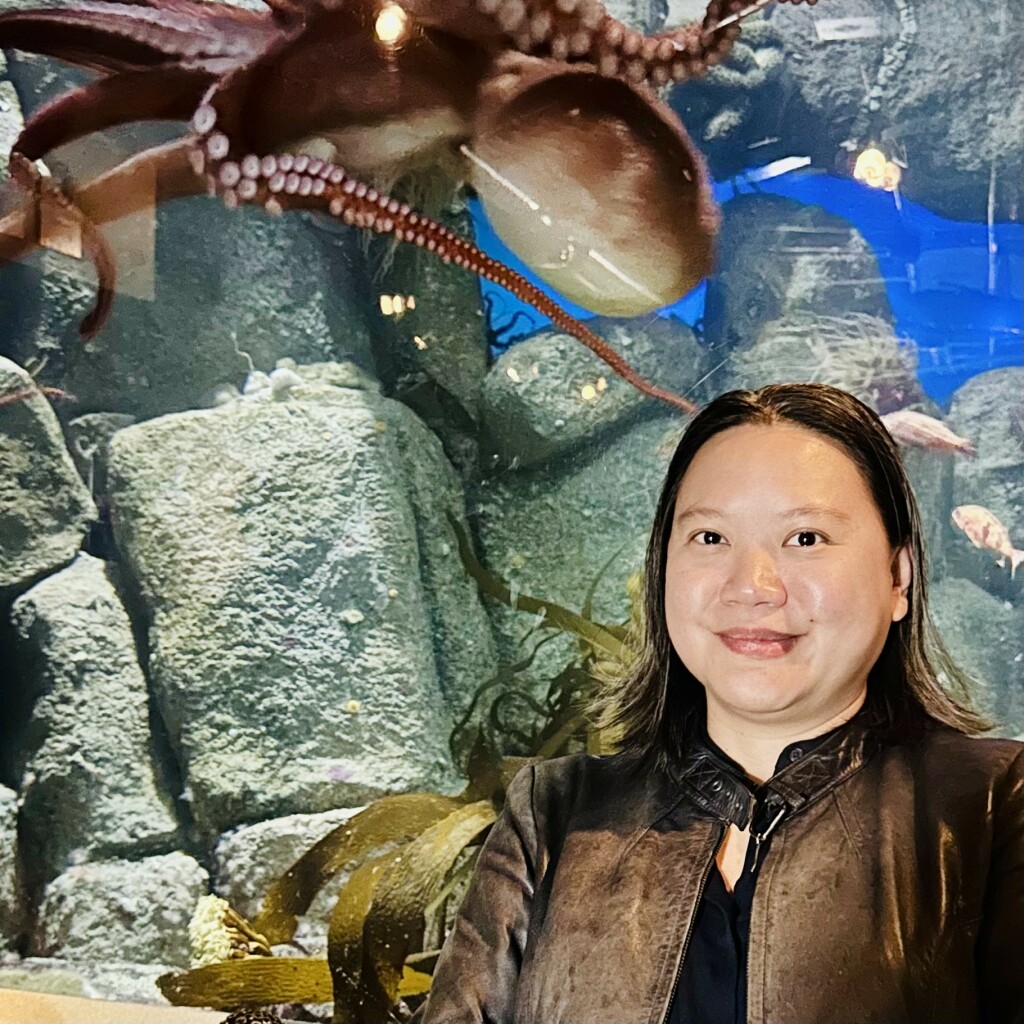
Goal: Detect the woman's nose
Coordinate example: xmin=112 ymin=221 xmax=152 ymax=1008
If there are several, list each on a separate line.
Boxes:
xmin=721 ymin=547 xmax=786 ymax=605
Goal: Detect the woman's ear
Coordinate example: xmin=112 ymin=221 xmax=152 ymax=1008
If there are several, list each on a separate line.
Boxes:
xmin=891 ymin=544 xmax=913 ymax=622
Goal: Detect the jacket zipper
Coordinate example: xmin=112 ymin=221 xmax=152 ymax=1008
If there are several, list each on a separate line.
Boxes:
xmin=659 ymin=822 xmax=728 ymax=1024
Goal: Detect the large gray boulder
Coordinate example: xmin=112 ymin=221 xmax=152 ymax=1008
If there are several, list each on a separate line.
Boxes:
xmin=9 ymin=554 xmax=180 ymax=886
xmin=770 ymin=0 xmax=1022 ymax=221
xmin=480 ymin=316 xmax=704 ymax=470
xmin=470 ymin=411 xmax=681 ymax=694
xmin=106 ymin=365 xmax=498 ymax=838
xmin=0 ymin=357 xmax=94 ymax=594
xmin=702 ymin=196 xmax=894 ymax=361
xmin=214 ymin=805 xmax=368 ymax=955
xmin=29 ymin=852 xmax=207 ymax=967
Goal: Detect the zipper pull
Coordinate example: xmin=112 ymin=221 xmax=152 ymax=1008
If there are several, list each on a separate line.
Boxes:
xmin=747 ymin=793 xmax=788 ymax=875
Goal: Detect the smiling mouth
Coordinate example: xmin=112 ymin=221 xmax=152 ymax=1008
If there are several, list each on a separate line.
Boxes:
xmin=715 ymin=631 xmax=801 ymax=658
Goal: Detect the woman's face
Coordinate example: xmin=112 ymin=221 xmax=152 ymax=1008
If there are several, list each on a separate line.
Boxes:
xmin=664 ymin=422 xmax=912 ymax=730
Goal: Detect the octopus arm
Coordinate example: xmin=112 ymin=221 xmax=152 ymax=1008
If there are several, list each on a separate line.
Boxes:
xmin=0 ymin=2 xmax=278 ymax=76
xmin=16 ymin=66 xmax=214 ymax=161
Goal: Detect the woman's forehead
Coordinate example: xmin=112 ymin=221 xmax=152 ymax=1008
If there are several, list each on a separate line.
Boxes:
xmin=675 ymin=423 xmax=877 ymax=512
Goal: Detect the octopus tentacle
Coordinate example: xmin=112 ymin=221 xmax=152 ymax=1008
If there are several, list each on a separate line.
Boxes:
xmin=479 ymin=0 xmax=815 ymax=87
xmin=3 ymin=154 xmax=118 ymax=338
xmin=0 ymin=140 xmax=206 ymax=337
xmin=187 ymin=96 xmax=698 ymax=416
xmin=16 ymin=65 xmax=213 ymax=160
xmin=2 ymin=67 xmax=210 ymax=338
xmin=0 ymin=2 xmax=276 ymax=76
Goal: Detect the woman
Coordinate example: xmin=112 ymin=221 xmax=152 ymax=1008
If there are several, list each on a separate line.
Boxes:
xmin=415 ymin=383 xmax=1024 ymax=1024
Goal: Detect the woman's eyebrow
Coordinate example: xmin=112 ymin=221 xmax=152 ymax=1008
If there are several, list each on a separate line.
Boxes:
xmin=674 ymin=504 xmax=853 ymax=526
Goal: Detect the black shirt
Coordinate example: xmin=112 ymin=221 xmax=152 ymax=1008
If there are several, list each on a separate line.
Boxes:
xmin=666 ymin=717 xmax=852 ymax=1024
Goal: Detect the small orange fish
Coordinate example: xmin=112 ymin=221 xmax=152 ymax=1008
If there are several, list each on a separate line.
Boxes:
xmin=881 ymin=409 xmax=976 ymax=456
xmin=951 ymin=504 xmax=1024 ymax=579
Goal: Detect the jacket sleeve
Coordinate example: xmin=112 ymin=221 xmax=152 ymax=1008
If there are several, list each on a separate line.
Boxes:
xmin=977 ymin=745 xmax=1024 ymax=1024
xmin=412 ymin=762 xmax=539 ymax=1024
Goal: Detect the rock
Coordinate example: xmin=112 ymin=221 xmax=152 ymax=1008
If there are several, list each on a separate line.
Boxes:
xmin=30 ymin=852 xmax=208 ymax=967
xmin=771 ymin=0 xmax=1022 ymax=221
xmin=212 ymin=804 xmax=399 ymax=961
xmin=930 ymin=577 xmax=1024 ymax=736
xmin=8 ymin=554 xmax=180 ymax=887
xmin=0 ymin=786 xmax=22 ymax=949
xmin=945 ymin=367 xmax=1024 ymax=600
xmin=0 ymin=957 xmax=183 ymax=1005
xmin=367 ymin=195 xmax=489 ymax=480
xmin=469 ymin=412 xmax=679 ymax=696
xmin=65 ymin=413 xmax=136 ymax=500
xmin=480 ymin=315 xmax=705 ymax=470
xmin=703 ymin=196 xmax=893 ymax=358
xmin=715 ymin=312 xmax=923 ymax=412
xmin=107 ymin=372 xmax=498 ymax=837
xmin=669 ymin=19 xmax=810 ymax=182
xmin=0 ymin=357 xmax=95 ymax=594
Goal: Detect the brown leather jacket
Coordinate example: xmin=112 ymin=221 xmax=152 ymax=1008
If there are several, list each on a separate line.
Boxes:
xmin=415 ymin=713 xmax=1024 ymax=1023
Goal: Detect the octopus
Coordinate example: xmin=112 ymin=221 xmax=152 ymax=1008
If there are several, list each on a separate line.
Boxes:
xmin=0 ymin=0 xmax=822 ymax=416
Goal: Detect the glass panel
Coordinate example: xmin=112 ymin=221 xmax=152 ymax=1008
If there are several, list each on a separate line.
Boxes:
xmin=0 ymin=0 xmax=1020 ymax=1018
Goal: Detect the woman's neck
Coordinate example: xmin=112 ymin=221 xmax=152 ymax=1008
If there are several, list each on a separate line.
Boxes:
xmin=704 ymin=689 xmax=868 ymax=785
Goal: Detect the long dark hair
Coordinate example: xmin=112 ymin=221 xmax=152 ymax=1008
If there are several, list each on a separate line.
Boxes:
xmin=587 ymin=383 xmax=994 ymax=777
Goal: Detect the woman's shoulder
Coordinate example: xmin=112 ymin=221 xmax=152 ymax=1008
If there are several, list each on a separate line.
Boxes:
xmin=889 ymin=720 xmax=1024 ymax=787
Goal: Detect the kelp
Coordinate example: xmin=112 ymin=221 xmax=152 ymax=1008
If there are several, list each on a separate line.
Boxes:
xmin=159 ymin=512 xmax=644 ymax=1023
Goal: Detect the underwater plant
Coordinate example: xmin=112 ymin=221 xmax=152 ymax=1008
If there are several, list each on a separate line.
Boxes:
xmin=0 ymin=0 xmax=838 ymax=417
xmin=156 ymin=513 xmax=642 ymax=1023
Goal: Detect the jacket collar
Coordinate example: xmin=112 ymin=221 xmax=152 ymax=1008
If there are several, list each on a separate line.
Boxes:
xmin=606 ymin=704 xmax=880 ymax=839
xmin=664 ymin=703 xmax=880 ymax=831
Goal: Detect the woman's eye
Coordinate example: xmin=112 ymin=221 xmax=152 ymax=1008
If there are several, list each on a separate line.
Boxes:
xmin=694 ymin=530 xmax=723 ymax=545
xmin=789 ymin=530 xmax=825 ymax=547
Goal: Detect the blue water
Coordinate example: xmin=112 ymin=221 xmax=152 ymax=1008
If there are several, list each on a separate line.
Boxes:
xmin=469 ymin=169 xmax=1023 ymax=408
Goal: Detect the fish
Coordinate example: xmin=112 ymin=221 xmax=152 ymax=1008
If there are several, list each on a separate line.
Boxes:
xmin=880 ymin=409 xmax=976 ymax=457
xmin=951 ymin=505 xmax=1024 ymax=579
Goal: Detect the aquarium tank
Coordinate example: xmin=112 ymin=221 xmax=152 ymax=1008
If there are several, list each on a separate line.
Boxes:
xmin=0 ymin=0 xmax=1020 ymax=1019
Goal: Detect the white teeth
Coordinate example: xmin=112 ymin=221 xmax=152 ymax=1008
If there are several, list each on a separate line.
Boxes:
xmin=307 ymin=158 xmax=324 ymax=176
xmin=191 ymin=104 xmax=216 ymax=134
xmin=241 ymin=155 xmax=261 ymax=179
xmin=261 ymin=155 xmax=278 ymax=177
xmin=311 ymin=178 xmax=325 ymax=196
xmin=329 ymin=197 xmax=344 ymax=216
xmin=293 ymin=154 xmax=309 ymax=173
xmin=221 ymin=188 xmax=238 ymax=209
xmin=237 ymin=178 xmax=258 ymax=200
xmin=329 ymin=167 xmax=346 ymax=184
xmin=206 ymin=132 xmax=229 ymax=160
xmin=298 ymin=177 xmax=313 ymax=196
xmin=284 ymin=172 xmax=300 ymax=194
xmin=268 ymin=171 xmax=286 ymax=193
xmin=277 ymin=153 xmax=294 ymax=172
